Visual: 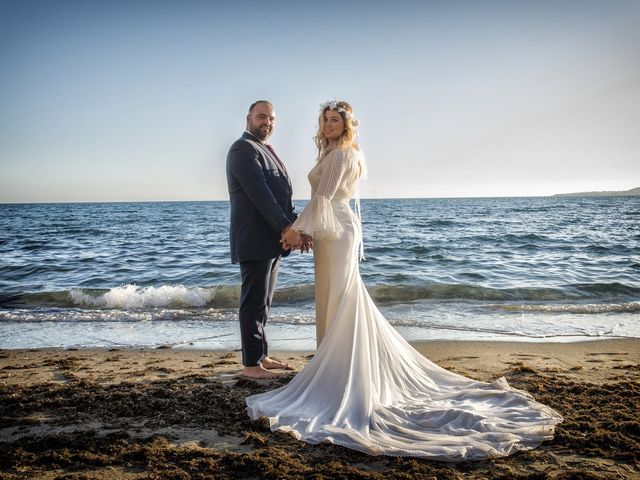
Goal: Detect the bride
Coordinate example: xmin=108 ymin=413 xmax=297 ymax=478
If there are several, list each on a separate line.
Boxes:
xmin=245 ymin=100 xmax=563 ymax=461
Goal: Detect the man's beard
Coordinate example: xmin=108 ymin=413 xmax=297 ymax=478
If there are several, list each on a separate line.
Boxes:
xmin=249 ymin=124 xmax=271 ymax=141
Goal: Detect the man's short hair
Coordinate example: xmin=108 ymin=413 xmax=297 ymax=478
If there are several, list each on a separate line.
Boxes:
xmin=248 ymin=100 xmax=272 ymax=113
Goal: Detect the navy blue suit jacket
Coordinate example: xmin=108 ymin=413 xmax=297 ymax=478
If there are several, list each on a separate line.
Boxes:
xmin=226 ymin=132 xmax=297 ymax=264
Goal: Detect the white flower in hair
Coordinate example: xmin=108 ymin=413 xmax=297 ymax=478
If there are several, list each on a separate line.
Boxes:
xmin=320 ymin=99 xmax=359 ymax=127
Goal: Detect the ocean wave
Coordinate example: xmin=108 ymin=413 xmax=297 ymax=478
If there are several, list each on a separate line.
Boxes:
xmin=0 ymin=286 xmax=228 ymax=309
xmin=367 ymin=283 xmax=640 ymax=302
xmin=0 ymin=284 xmax=314 ymax=310
xmin=69 ymin=285 xmax=217 ymax=309
xmin=487 ymin=302 xmax=640 ymax=314
xmin=0 ymin=306 xmax=629 ymax=344
xmin=1 ymin=281 xmax=638 ymax=310
xmin=0 ymin=307 xmax=237 ymax=323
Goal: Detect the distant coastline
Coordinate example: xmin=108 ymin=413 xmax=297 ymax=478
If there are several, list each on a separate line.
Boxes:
xmin=553 ymin=186 xmax=640 ymax=197
xmin=3 ymin=187 xmax=640 ymax=204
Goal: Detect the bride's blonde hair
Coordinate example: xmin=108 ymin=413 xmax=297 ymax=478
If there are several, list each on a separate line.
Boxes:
xmin=315 ymin=100 xmax=359 ymax=153
xmin=314 ymin=100 xmax=365 ymax=178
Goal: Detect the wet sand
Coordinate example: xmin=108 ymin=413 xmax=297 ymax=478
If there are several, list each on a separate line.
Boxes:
xmin=1 ymin=339 xmax=639 ymax=479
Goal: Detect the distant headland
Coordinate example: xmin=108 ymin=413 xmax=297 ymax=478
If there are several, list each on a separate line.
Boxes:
xmin=553 ymin=186 xmax=640 ymax=197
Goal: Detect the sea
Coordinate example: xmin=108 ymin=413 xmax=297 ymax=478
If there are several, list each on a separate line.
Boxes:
xmin=1 ymin=197 xmax=639 ymax=351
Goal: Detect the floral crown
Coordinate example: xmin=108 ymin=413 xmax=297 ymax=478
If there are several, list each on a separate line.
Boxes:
xmin=319 ymin=99 xmax=359 ymax=127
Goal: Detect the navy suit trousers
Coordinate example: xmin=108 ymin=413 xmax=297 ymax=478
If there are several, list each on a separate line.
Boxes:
xmin=239 ymin=257 xmax=281 ymax=366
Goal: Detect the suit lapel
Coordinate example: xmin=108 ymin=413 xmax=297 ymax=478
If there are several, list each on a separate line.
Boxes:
xmin=243 ymin=135 xmax=291 ymax=186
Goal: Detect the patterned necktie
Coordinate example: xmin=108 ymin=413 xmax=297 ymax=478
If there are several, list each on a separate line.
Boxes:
xmin=265 ymin=144 xmax=289 ymax=176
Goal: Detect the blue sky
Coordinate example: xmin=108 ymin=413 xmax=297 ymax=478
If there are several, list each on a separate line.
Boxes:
xmin=1 ymin=0 xmax=639 ymax=202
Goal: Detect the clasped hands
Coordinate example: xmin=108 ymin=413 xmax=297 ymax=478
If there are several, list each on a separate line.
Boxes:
xmin=280 ymin=226 xmax=312 ymax=253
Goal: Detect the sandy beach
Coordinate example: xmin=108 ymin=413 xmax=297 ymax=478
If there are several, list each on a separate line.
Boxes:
xmin=1 ymin=339 xmax=639 ymax=479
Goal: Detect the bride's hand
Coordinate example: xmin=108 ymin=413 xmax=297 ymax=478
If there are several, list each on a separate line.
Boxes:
xmin=300 ymin=234 xmax=313 ymax=253
xmin=283 ymin=228 xmax=301 ymax=249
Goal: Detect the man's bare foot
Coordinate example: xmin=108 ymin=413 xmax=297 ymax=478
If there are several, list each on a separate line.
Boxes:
xmin=262 ymin=356 xmax=292 ymax=370
xmin=240 ymin=366 xmax=281 ymax=379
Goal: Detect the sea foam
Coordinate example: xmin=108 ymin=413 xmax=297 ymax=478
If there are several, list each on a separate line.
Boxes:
xmin=69 ymin=284 xmax=216 ymax=309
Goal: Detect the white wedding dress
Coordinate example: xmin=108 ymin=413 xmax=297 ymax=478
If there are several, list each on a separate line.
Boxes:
xmin=246 ymin=147 xmax=563 ymax=461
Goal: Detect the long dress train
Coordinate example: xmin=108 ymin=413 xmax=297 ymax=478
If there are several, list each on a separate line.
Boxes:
xmin=246 ymin=147 xmax=563 ymax=461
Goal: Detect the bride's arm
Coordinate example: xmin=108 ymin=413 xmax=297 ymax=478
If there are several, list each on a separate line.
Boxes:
xmin=290 ymin=150 xmax=351 ymax=240
xmin=315 ymin=149 xmax=351 ymax=199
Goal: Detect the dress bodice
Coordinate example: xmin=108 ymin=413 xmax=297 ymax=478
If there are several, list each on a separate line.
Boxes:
xmin=291 ymin=147 xmax=365 ymax=242
xmin=307 ymin=148 xmax=362 ymax=204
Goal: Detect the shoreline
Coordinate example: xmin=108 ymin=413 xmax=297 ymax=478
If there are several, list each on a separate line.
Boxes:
xmin=2 ymin=336 xmax=638 ymax=353
xmin=2 ymin=338 xmax=638 ymax=385
xmin=3 ymin=336 xmax=639 ymax=351
xmin=1 ymin=338 xmax=638 ymax=478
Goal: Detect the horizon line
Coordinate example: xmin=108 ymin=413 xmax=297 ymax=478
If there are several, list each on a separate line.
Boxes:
xmin=2 ymin=191 xmax=639 ymax=205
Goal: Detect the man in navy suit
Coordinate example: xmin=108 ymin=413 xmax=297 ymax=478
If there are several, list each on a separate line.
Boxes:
xmin=226 ymin=100 xmax=309 ymax=379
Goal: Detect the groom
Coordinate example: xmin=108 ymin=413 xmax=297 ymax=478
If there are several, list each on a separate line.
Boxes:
xmin=226 ymin=100 xmax=304 ymax=379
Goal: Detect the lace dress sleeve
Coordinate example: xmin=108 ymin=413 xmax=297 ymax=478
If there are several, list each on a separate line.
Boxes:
xmin=291 ymin=149 xmax=351 ymax=239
